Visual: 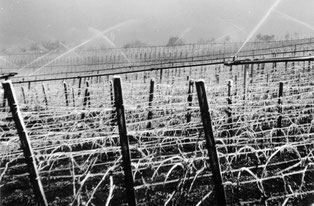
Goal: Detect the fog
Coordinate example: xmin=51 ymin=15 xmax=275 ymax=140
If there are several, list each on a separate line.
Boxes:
xmin=1 ymin=0 xmax=314 ymax=48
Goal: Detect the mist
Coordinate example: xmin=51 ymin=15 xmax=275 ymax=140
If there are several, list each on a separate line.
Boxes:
xmin=1 ymin=0 xmax=314 ymax=49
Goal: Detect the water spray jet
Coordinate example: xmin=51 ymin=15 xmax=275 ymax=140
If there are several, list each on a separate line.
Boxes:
xmin=235 ymin=0 xmax=282 ymax=56
xmin=27 ymin=19 xmax=139 ymax=76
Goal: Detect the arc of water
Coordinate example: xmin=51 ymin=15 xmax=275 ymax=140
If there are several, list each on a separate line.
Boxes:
xmin=59 ymin=42 xmax=81 ymax=58
xmin=173 ymin=27 xmax=191 ymax=45
xmin=27 ymin=19 xmax=139 ymax=76
xmin=275 ymin=10 xmax=314 ymax=31
xmin=235 ymin=0 xmax=282 ymax=56
xmin=215 ymin=30 xmax=238 ymax=42
xmin=17 ymin=50 xmax=55 ymax=73
xmin=89 ymin=27 xmax=130 ymax=63
xmin=228 ymin=22 xmax=247 ymax=34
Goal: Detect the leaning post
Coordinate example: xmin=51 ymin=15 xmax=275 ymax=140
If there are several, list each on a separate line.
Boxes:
xmin=195 ymin=80 xmax=227 ymax=206
xmin=113 ymin=76 xmax=137 ymax=206
xmin=42 ymin=83 xmax=48 ymax=109
xmin=21 ymin=86 xmax=27 ymax=105
xmin=63 ymin=81 xmax=69 ymax=107
xmin=2 ymin=80 xmax=48 ymax=206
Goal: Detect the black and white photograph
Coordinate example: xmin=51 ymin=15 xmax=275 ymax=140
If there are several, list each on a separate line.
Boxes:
xmin=1 ymin=0 xmax=314 ymax=205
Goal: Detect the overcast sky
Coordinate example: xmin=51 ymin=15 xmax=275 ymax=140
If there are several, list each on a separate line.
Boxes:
xmin=1 ymin=0 xmax=314 ymax=48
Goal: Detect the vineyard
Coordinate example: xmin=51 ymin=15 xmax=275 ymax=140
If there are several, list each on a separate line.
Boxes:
xmin=1 ymin=39 xmax=314 ymax=205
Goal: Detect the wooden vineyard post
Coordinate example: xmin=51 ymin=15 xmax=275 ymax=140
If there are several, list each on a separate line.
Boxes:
xmin=63 ymin=81 xmax=69 ymax=107
xmin=2 ymin=80 xmax=48 ymax=206
xmin=186 ymin=79 xmax=194 ymax=123
xmin=229 ymin=65 xmax=233 ymax=79
xmin=243 ymin=64 xmax=248 ymax=102
xmin=42 ymin=84 xmax=48 ymax=109
xmin=160 ymin=68 xmax=163 ymax=84
xmin=71 ymin=87 xmax=76 ymax=107
xmin=147 ymin=78 xmax=155 ymax=128
xmin=81 ymin=81 xmax=90 ymax=119
xmin=110 ymin=80 xmax=115 ymax=127
xmin=87 ymin=82 xmax=91 ymax=108
xmin=285 ymin=62 xmax=288 ymax=72
xmin=277 ymin=82 xmax=283 ymax=138
xmin=35 ymin=87 xmax=39 ymax=105
xmin=266 ymin=73 xmax=269 ymax=87
xmin=250 ymin=64 xmax=254 ymax=84
xmin=78 ymin=77 xmax=82 ymax=96
xmin=215 ymin=74 xmax=219 ymax=84
xmin=21 ymin=87 xmax=27 ymax=105
xmin=195 ymin=80 xmax=227 ymax=206
xmin=227 ymin=80 xmax=234 ymax=153
xmin=272 ymin=52 xmax=277 ymax=69
xmin=234 ymin=75 xmax=238 ymax=96
xmin=227 ymin=80 xmax=233 ymax=135
xmin=113 ymin=76 xmax=137 ymax=206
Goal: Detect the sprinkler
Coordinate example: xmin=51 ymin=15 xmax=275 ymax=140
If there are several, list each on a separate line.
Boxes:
xmin=0 ymin=72 xmax=18 ymax=80
xmin=223 ymin=56 xmax=253 ymax=66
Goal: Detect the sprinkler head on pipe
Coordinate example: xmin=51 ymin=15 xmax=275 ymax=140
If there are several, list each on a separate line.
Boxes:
xmin=0 ymin=72 xmax=18 ymax=80
xmin=224 ymin=56 xmax=239 ymax=66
